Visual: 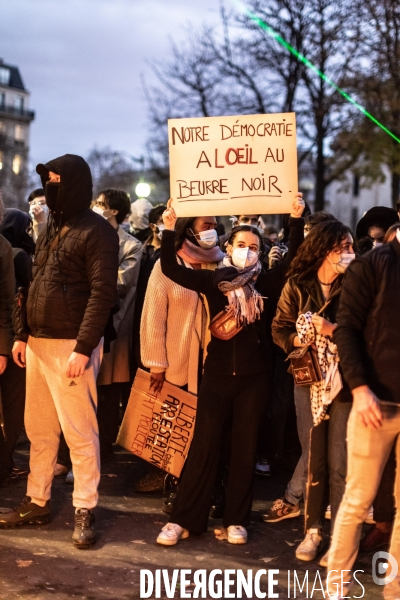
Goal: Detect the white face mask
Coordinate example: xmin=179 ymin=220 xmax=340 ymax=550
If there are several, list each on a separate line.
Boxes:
xmin=197 ymin=229 xmax=218 ymax=249
xmin=329 ymin=253 xmax=356 ymax=274
xmin=93 ymin=205 xmax=113 ymax=220
xmin=92 ymin=205 xmax=104 ymax=217
xmin=29 ymin=204 xmax=49 ymax=220
xmin=373 ymin=241 xmax=383 ymax=249
xmin=231 ymin=247 xmax=259 ymax=269
xmin=156 ymin=224 xmax=165 ymax=240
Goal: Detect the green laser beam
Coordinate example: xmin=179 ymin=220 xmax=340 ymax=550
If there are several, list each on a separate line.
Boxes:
xmin=246 ymin=10 xmax=400 ymax=144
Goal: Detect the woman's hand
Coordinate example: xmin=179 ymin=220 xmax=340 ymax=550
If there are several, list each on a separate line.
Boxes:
xmin=30 ymin=204 xmax=47 ymax=223
xmin=290 ymin=192 xmax=305 ymax=218
xmin=163 ymin=199 xmax=177 ymax=231
xmin=312 ymin=315 xmax=336 ymax=337
xmin=268 ymin=245 xmax=283 ymax=268
xmin=150 ymin=371 xmax=165 ymax=394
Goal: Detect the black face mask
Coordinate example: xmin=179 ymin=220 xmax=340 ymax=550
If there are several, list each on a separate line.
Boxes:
xmin=45 ymin=181 xmax=61 ymax=212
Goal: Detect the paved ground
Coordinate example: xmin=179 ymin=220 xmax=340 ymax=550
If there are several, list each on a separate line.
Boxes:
xmin=0 ymin=442 xmax=385 ymax=600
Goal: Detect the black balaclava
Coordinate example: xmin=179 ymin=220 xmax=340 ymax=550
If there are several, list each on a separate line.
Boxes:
xmin=0 ymin=208 xmax=35 ymax=255
xmin=36 ymin=154 xmax=93 ymax=226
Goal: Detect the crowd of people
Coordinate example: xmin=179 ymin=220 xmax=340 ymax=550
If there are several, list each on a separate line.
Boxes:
xmin=0 ymin=153 xmax=399 ymax=598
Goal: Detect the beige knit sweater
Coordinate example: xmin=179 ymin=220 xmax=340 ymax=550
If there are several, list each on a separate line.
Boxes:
xmin=140 ymin=258 xmax=214 ymax=393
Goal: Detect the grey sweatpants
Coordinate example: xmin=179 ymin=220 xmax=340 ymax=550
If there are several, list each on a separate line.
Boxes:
xmin=25 ymin=336 xmax=103 ymax=509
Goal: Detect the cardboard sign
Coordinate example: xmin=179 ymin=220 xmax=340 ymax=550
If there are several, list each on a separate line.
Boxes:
xmin=116 ymin=369 xmax=197 ymax=478
xmin=168 ymin=112 xmax=297 ymax=217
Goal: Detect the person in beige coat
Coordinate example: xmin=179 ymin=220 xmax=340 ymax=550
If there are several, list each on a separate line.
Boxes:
xmin=94 ymin=189 xmax=143 ymax=460
xmin=136 ymin=214 xmax=225 ymax=494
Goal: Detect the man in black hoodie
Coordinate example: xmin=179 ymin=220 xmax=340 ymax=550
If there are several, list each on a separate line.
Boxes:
xmin=0 ymin=155 xmax=119 ymax=549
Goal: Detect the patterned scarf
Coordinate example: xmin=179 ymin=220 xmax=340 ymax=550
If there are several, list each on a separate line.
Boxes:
xmin=177 ymin=238 xmax=225 ymax=265
xmin=218 ymin=257 xmax=264 ymax=325
xmin=296 ymin=312 xmax=343 ymax=425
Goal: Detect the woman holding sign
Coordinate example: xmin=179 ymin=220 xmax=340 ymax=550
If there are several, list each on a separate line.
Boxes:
xmin=156 ymin=195 xmax=304 ymax=546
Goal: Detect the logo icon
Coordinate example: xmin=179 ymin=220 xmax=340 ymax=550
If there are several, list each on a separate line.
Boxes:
xmin=372 ymin=551 xmax=398 ymax=586
xmin=69 ymin=381 xmax=77 ymax=387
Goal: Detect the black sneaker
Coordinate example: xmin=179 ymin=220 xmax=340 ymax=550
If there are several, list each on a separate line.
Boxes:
xmin=0 ymin=496 xmax=50 ymax=528
xmin=72 ymin=508 xmax=95 ymax=549
xmin=262 ymin=498 xmax=300 ymax=523
xmin=133 ymin=468 xmax=165 ymax=493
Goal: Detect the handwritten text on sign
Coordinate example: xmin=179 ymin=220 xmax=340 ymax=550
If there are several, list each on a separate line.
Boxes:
xmin=168 ymin=113 xmax=297 ymax=217
xmin=117 ymin=370 xmax=197 ymax=478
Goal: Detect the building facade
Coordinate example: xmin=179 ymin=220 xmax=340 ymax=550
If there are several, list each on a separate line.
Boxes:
xmin=0 ymin=59 xmax=35 ymax=209
xmin=298 ymin=155 xmax=394 ymax=231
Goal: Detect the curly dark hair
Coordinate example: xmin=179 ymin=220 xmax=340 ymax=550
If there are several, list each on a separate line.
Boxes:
xmin=287 ymin=220 xmax=352 ymax=279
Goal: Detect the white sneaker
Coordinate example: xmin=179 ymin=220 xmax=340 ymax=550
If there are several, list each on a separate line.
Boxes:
xmin=365 ymin=506 xmax=375 ymax=525
xmin=156 ymin=523 xmax=189 ymax=546
xmin=255 ymin=459 xmax=271 ymax=476
xmin=227 ymin=525 xmax=248 ymax=544
xmin=319 ymin=547 xmax=329 ymax=567
xmin=295 ymin=529 xmax=322 ymax=561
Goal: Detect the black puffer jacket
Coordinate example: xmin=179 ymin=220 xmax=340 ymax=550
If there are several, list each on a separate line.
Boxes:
xmin=17 ymin=154 xmax=119 ymax=357
xmin=334 ymin=238 xmax=400 ymax=404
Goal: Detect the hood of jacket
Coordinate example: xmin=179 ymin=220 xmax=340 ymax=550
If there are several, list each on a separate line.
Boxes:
xmin=0 ymin=208 xmax=35 ymax=254
xmin=36 ymin=154 xmax=92 ymax=224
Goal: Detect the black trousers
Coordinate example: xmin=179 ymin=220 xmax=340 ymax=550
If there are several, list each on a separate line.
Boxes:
xmin=97 ymin=383 xmax=131 ymax=458
xmin=0 ymin=360 xmax=26 ymax=482
xmin=170 ymin=370 xmax=268 ymax=534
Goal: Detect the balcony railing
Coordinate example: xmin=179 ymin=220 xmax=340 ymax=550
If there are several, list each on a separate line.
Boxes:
xmin=0 ymin=104 xmax=35 ymax=120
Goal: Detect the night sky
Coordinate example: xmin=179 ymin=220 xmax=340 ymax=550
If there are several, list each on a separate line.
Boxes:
xmin=1 ymin=0 xmax=219 ymax=167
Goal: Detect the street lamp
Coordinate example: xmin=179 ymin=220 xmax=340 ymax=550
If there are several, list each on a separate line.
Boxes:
xmin=135 ymin=182 xmax=151 ymax=198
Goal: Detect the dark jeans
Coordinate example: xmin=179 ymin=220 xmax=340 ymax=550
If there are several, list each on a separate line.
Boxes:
xmin=0 ymin=360 xmax=26 ymax=482
xmin=327 ymin=400 xmax=352 ymax=529
xmin=171 ymin=370 xmax=268 ymax=534
xmin=286 ymin=384 xmax=351 ymax=531
xmin=285 ymin=384 xmax=313 ymax=506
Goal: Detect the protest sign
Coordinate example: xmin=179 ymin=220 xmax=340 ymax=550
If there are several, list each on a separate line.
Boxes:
xmin=116 ymin=369 xmax=197 ymax=478
xmin=168 ymin=112 xmax=297 ymax=217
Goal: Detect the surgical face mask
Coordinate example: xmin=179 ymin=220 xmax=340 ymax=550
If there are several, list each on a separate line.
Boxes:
xmin=372 ymin=240 xmax=383 ymax=249
xmin=92 ymin=205 xmax=105 ymax=217
xmin=93 ymin=205 xmax=113 ymax=220
xmin=29 ymin=204 xmax=49 ymax=220
xmin=328 ymin=253 xmax=356 ymax=274
xmin=156 ymin=224 xmax=165 ymax=240
xmin=231 ymin=247 xmax=259 ymax=269
xmin=196 ymin=229 xmax=218 ymax=249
